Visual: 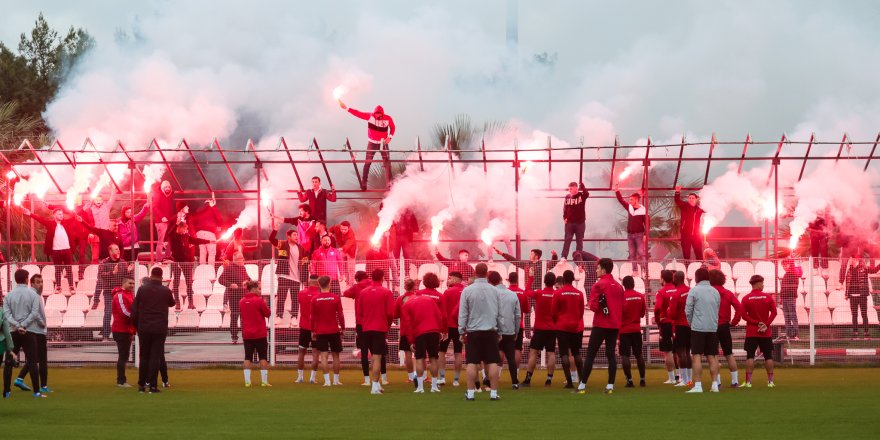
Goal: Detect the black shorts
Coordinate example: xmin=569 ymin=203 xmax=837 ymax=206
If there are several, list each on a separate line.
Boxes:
xmin=690 ymin=331 xmax=719 ymax=356
xmin=717 ymin=323 xmax=733 ymax=356
xmin=464 ymin=330 xmax=502 ymax=365
xmin=298 ymin=329 xmax=313 ymax=349
xmin=361 ymin=331 xmax=387 ymax=356
xmin=744 ymin=337 xmax=773 ymax=360
xmin=618 ymin=332 xmax=643 ymax=357
xmin=556 ymin=331 xmax=583 ymax=356
xmin=414 ymin=333 xmax=441 ymax=360
xmin=399 ymin=335 xmax=412 ymax=352
xmin=529 ymin=329 xmax=556 ymax=352
xmin=439 ymin=327 xmax=463 ymax=353
xmin=674 ymin=325 xmax=691 ymax=350
xmin=515 ymin=329 xmax=524 ymax=351
xmin=244 ymin=338 xmax=268 ymax=361
xmin=659 ymin=323 xmax=674 ymax=352
xmin=315 ymin=333 xmax=343 ymax=353
xmin=499 ymin=334 xmax=516 ymax=355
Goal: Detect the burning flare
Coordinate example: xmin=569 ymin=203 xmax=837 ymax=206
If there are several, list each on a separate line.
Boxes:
xmin=701 ymin=215 xmax=718 ymax=235
xmin=430 ymin=209 xmax=453 ymax=246
xmin=332 ymin=85 xmax=347 ymax=101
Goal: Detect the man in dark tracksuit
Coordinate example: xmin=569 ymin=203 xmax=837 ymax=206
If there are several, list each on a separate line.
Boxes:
xmin=269 ymin=228 xmax=307 ymax=319
xmin=131 ymin=267 xmax=176 ymax=393
xmin=561 ymin=182 xmax=589 ymax=259
xmin=674 ymin=186 xmax=704 ymax=260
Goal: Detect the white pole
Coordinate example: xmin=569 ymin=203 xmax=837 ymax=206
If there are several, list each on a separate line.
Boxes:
xmin=269 ymin=258 xmax=277 ymax=366
xmin=809 ymin=257 xmax=815 ymax=366
xmin=134 ymin=262 xmax=140 ymax=368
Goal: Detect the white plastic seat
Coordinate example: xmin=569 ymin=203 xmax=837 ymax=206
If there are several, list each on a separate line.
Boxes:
xmin=176 ymin=309 xmax=200 ymax=328
xmin=61 ymin=311 xmax=84 ymax=328
xmin=212 ymin=283 xmax=227 ymax=296
xmin=732 ymin=262 xmax=755 ymax=282
xmin=199 ymin=310 xmax=223 ymax=328
xmin=551 ymin=261 xmax=574 ymax=277
xmin=244 ymin=263 xmax=259 ymax=280
xmin=734 ymin=279 xmax=752 ymax=295
xmin=192 ymin=279 xmax=213 ymax=296
xmin=206 ymin=294 xmax=225 ymax=311
xmin=633 ymin=277 xmax=646 ymax=293
xmin=192 ymin=294 xmax=207 ymax=312
xmin=354 ymin=263 xmax=366 ymax=273
xmin=81 ymin=264 xmax=99 ymax=281
xmin=261 ymin=270 xmax=277 ymax=295
xmin=76 ymin=278 xmax=98 ymax=296
xmin=665 ymin=261 xmax=686 ymax=273
xmin=341 ymin=297 xmax=357 ymax=325
xmin=648 ymin=262 xmax=663 ymax=280
xmin=46 ymin=310 xmax=63 ymax=327
xmin=67 ymin=293 xmax=91 ymax=312
xmin=192 ymin=264 xmax=216 ymax=282
xmin=84 ymin=310 xmax=103 ymax=327
xmin=44 ymin=294 xmax=68 ymax=312
xmin=720 ymin=262 xmax=733 ymax=280
xmin=686 ymin=262 xmax=703 ymax=281
xmin=619 ymin=263 xmax=634 ymax=279
xmin=167 ymin=311 xmax=177 ymax=329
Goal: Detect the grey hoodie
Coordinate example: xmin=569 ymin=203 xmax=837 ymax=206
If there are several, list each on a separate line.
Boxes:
xmin=495 ymin=284 xmax=522 ymax=336
xmin=685 ymin=281 xmax=720 ymax=332
xmin=3 ymin=285 xmax=47 ymax=335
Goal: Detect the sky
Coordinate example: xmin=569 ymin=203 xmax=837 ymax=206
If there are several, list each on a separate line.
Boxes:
xmin=3 ymin=0 xmax=879 ymax=256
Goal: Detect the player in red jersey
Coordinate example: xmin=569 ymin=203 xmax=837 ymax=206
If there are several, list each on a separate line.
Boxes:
xmin=438 ymin=272 xmax=464 ymax=386
xmin=239 ymin=281 xmax=271 ymax=387
xmin=653 ymin=270 xmax=678 ymax=383
xmin=522 ymin=272 xmax=557 ymax=387
xmin=357 ymin=269 xmax=395 ymax=394
xmin=395 ymin=279 xmax=418 ymax=383
xmin=709 ymin=269 xmax=744 ymax=388
xmin=310 ymin=276 xmax=345 ymax=386
xmin=296 ymin=275 xmax=320 ymax=384
xmin=619 ymin=276 xmax=646 ymax=387
xmin=741 ymin=275 xmax=777 ymax=388
xmin=667 ymin=270 xmax=692 ymax=386
xmin=345 ymin=270 xmax=388 ymax=386
xmin=577 ymin=258 xmax=624 ymax=394
xmin=507 ymin=272 xmax=530 ymax=382
xmin=552 ymin=270 xmax=585 ymax=389
xmin=403 ymin=284 xmax=446 ymax=394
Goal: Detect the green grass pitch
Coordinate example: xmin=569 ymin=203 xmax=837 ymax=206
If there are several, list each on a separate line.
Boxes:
xmin=3 ymin=367 xmax=878 ymax=439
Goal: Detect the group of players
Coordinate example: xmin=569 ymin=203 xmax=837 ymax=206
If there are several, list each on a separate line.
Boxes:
xmin=277 ymin=256 xmax=778 ymax=398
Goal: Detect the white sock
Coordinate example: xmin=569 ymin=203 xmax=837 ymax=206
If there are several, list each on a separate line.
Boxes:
xmin=363 ymin=375 xmax=370 ymax=384
xmin=677 ymin=368 xmax=683 ymax=380
xmin=714 ymin=373 xmax=721 ymax=385
xmin=692 ymin=381 xmax=702 ymax=390
xmin=323 ymin=373 xmax=330 ymax=384
xmin=606 ymin=383 xmax=614 ymax=390
xmin=260 ymin=370 xmax=268 ymax=384
xmin=416 ymin=379 xmax=424 ymax=391
xmin=243 ymin=369 xmax=251 ymax=383
xmin=686 ymin=369 xmax=692 ymax=382
xmin=572 ymin=371 xmax=579 ymax=383
xmin=333 ymin=373 xmax=340 ymax=383
xmin=421 ymin=372 xmax=427 ymax=382
xmin=710 ymin=381 xmax=719 ymax=391
xmin=439 ymin=368 xmax=446 ymax=379
xmin=372 ymin=381 xmax=380 ymax=392
xmin=466 ymin=389 xmax=475 ymax=398
xmin=297 ymin=369 xmax=303 ymax=380
xmin=731 ymin=371 xmax=739 ymax=384
xmin=381 ymin=373 xmax=387 ymax=382
xmin=432 ymin=382 xmax=440 ymax=391
xmin=668 ymin=371 xmax=675 ymax=381
xmin=408 ymin=372 xmax=415 ymax=380
xmin=309 ymin=370 xmax=316 ymax=381
xmin=490 ymin=389 xmax=498 ymax=398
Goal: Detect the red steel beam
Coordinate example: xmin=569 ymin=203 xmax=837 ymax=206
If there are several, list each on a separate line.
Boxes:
xmin=863 ymin=132 xmax=880 ymax=172
xmin=212 ymin=138 xmax=242 ymax=191
xmin=797 ymin=133 xmax=815 ymax=182
xmin=23 ymin=139 xmax=64 ymax=193
xmin=737 ymin=133 xmax=752 ymax=174
xmin=311 ymin=138 xmax=333 ymax=187
xmin=150 ymin=139 xmax=183 ymax=189
xmin=279 ymin=137 xmax=305 ymax=192
xmin=180 ymin=139 xmax=213 ymax=191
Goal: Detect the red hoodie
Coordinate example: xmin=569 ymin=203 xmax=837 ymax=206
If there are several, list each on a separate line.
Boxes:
xmin=395 ymin=291 xmax=417 ymax=340
xmin=441 ymin=283 xmax=464 ymax=330
xmin=111 ymin=287 xmax=136 ymax=334
xmin=589 ymin=274 xmax=624 ymax=330
xmin=714 ymin=285 xmax=744 ymax=326
xmin=620 ymin=289 xmax=646 ymax=334
xmin=741 ymin=289 xmax=777 ymax=338
xmin=239 ymin=293 xmax=270 ymax=339
xmin=310 ymin=291 xmax=345 ymax=335
xmin=527 ymin=287 xmax=556 ymax=331
xmin=552 ymin=284 xmax=585 ymax=333
xmin=402 ymin=294 xmax=445 ymax=338
xmin=667 ymin=284 xmax=691 ymax=327
xmin=509 ymin=285 xmax=530 ymax=329
xmin=348 ymin=107 xmax=396 ymax=143
xmin=357 ymin=282 xmax=395 ymax=333
xmin=297 ymin=286 xmax=319 ymax=331
xmin=344 ymin=279 xmax=372 ymax=324
xmin=653 ymin=283 xmax=677 ymax=324
xmin=417 ymin=288 xmax=445 ymax=328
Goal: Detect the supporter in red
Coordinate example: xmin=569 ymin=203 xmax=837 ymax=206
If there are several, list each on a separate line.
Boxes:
xmin=434 ymin=248 xmax=475 ymax=284
xmin=653 ymin=269 xmax=678 ymax=383
xmin=299 ymin=176 xmax=336 ymax=223
xmin=667 ymin=270 xmax=693 ymax=386
xmin=150 ymin=180 xmax=176 ymax=260
xmin=276 ymin=204 xmax=317 ymax=255
xmin=111 ymin=278 xmax=136 ymax=387
xmin=356 ymin=269 xmax=395 ymax=395
xmin=522 ymin=272 xmax=558 ymax=387
xmin=494 ymin=245 xmax=558 ymax=291
xmin=438 ymin=271 xmax=465 ymax=386
xmin=310 ymin=235 xmax=344 ymax=294
xmin=394 ymin=279 xmax=418 ymax=383
xmin=741 ymin=275 xmax=778 ymax=388
xmin=239 ymin=281 xmax=271 ymax=387
xmin=218 ymin=252 xmax=250 ymax=342
xmin=674 ymin=185 xmax=705 ymax=260
xmin=295 ymin=275 xmax=320 ymax=384
xmin=328 ymin=220 xmax=356 ymax=284
xmin=402 ymin=286 xmax=446 ymax=394
xmin=710 ymin=269 xmax=744 ymax=388
xmin=507 ymin=272 xmax=530 ymax=375
xmin=552 ymin=270 xmax=585 ymax=389
xmin=338 ymin=100 xmax=396 ymax=190
xmin=310 ymin=276 xmax=345 ymax=387
xmin=344 ymin=271 xmax=377 ymax=386
xmin=577 ymin=258 xmax=624 ymax=394
xmin=619 ymin=276 xmax=646 ymax=388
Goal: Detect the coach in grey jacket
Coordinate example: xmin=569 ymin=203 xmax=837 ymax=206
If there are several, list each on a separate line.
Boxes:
xmin=458 ymin=263 xmax=503 ymax=400
xmin=684 ymin=267 xmax=721 ymax=393
xmin=2 ymin=269 xmax=43 ymax=394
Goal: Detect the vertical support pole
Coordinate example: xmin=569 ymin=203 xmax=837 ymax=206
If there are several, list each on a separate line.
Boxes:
xmin=29 ymin=197 xmax=34 ymax=261
xmin=809 ymin=257 xmax=815 ymax=366
xmin=514 ymin=145 xmax=521 ymax=260
xmin=255 ymin=161 xmax=263 ymax=259
xmin=773 ymin=158 xmax=780 ymax=259
xmin=131 ymin=161 xmax=140 ymax=368
xmin=269 ymin=257 xmax=276 ymax=366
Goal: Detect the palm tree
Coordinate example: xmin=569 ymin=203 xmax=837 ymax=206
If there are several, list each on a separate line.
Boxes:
xmin=0 ymin=100 xmax=43 ymax=149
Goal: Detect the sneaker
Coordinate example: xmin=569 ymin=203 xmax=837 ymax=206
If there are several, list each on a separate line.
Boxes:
xmin=452 ymin=380 xmax=460 ymax=387
xmin=13 ymin=378 xmax=31 ymax=391
xmin=333 ymin=381 xmax=343 ymax=386
xmin=464 ymin=393 xmax=475 ymax=401
xmin=544 ymin=379 xmax=552 ymax=387
xmin=148 ymin=388 xmax=161 ymax=394
xmin=521 ymin=380 xmax=531 ymax=387
xmin=414 ymin=388 xmax=425 ymax=394
xmin=436 ymin=378 xmax=446 ymax=385
xmin=663 ymin=379 xmax=677 ymax=384
xmin=40 ymin=386 xmax=53 ymax=393
xmin=323 ymin=382 xmax=332 ymax=387
xmin=490 ymin=395 xmax=501 ymax=401
xmin=370 ymin=389 xmax=384 ymax=395
xmin=767 ymin=382 xmax=776 ymax=388
xmin=625 ymin=380 xmax=634 ymax=388
xmin=639 ymin=379 xmax=646 ymax=387
xmin=308 ymin=379 xmax=318 ymax=384
xmin=685 ymin=387 xmax=703 ymax=394
xmin=430 ymin=387 xmax=441 ymax=393
xmin=482 ymin=378 xmax=490 ymax=388
xmin=162 ymin=382 xmax=171 ymax=388
xmin=577 ymin=389 xmax=587 ymax=395
xmin=512 ymin=384 xmax=519 ymax=390
xmin=729 ymin=383 xmax=740 ymax=388
xmin=361 ymin=381 xmax=371 ymax=387
xmin=33 ymin=392 xmax=47 ymax=398
xmin=674 ymin=381 xmax=688 ymax=387
xmin=245 ymin=382 xmax=252 ymax=388
xmin=117 ymin=383 xmax=132 ymax=388
xmin=743 ymin=382 xmax=752 ymax=388
xmin=710 ymin=387 xmax=719 ymax=393
xmin=603 ymin=388 xmax=614 ymax=395
xmin=261 ymin=382 xmax=272 ymax=387
xmin=295 ymin=377 xmax=303 ymax=383
xmin=2 ymin=392 xmax=9 ymax=398
xmin=475 ymin=387 xmax=483 ymax=393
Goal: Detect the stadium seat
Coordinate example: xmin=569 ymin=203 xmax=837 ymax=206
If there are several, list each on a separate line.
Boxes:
xmin=81 ymin=264 xmax=99 ymax=281
xmin=199 ymin=310 xmax=223 ymax=328
xmin=221 ymin=312 xmax=231 ymax=328
xmin=0 ymin=264 xmax=14 ymax=290
xmin=619 ymin=263 xmax=634 ymax=279
xmin=827 ymin=260 xmax=842 ymax=289
xmin=611 ymin=263 xmax=620 ymax=280
xmin=76 ymin=277 xmax=97 ymax=296
xmin=206 ymin=294 xmax=225 ymax=311
xmin=633 ymin=277 xmax=646 ymax=293
xmin=341 ymin=297 xmax=356 ymax=325
xmin=167 ymin=311 xmax=177 ymax=329
xmin=686 ymin=262 xmax=702 ymax=281
xmin=734 ymin=278 xmax=752 ymax=295
xmin=84 ymin=310 xmax=103 ymax=328
xmin=732 ymin=262 xmax=755 ymax=282
xmin=193 ymin=264 xmax=216 ymax=282
xmin=665 ymin=261 xmax=686 ymax=273
xmin=261 ymin=270 xmax=277 ymax=295
xmin=45 ymin=310 xmax=63 ymax=327
xmin=67 ymin=293 xmax=91 ymax=312
xmin=647 ymin=262 xmax=663 ymax=280
xmin=551 ymin=260 xmax=573 ymax=277
xmin=192 ymin=294 xmax=207 ymax=312
xmin=20 ymin=264 xmax=42 ymax=290
xmin=44 ymin=294 xmax=67 ymax=312
xmin=212 ymin=282 xmax=226 ymax=296
xmin=354 ymin=262 xmax=366 ymax=273
xmin=245 ymin=263 xmax=259 ymax=280
xmin=61 ymin=311 xmax=84 ymax=328
xmin=720 ymin=262 xmax=733 ymax=280
xmin=176 ymin=309 xmax=200 ymax=328
xmin=192 ymin=278 xmax=213 ymax=296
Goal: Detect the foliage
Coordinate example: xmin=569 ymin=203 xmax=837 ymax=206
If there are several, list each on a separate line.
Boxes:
xmin=431 ymin=114 xmax=506 ymax=154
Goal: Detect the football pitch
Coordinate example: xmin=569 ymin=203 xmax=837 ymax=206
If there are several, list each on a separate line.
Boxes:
xmin=3 ymin=367 xmax=878 ymax=439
